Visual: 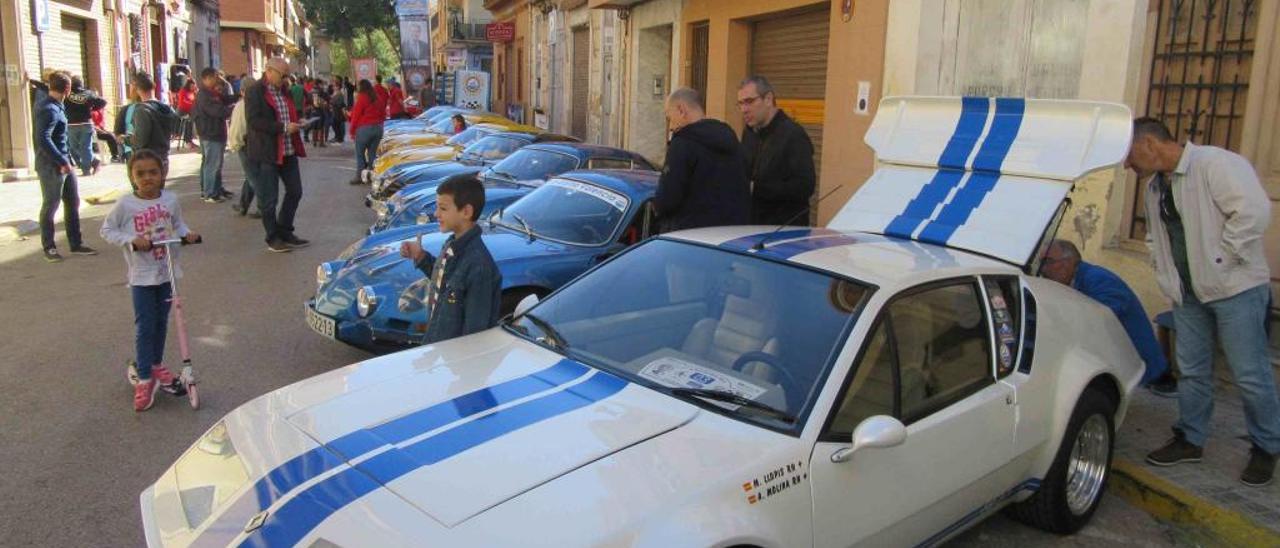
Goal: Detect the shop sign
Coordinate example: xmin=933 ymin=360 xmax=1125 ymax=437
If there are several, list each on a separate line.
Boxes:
xmin=486 ymin=22 xmax=515 ymax=43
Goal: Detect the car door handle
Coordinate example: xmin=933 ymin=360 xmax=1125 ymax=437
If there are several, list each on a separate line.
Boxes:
xmin=830 ymin=447 xmax=855 ymax=463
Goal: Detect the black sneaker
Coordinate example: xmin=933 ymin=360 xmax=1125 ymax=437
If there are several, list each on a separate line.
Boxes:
xmin=1149 ymin=376 xmax=1178 ymax=398
xmin=266 ymin=239 xmax=293 ymax=253
xmin=232 ymin=203 xmax=248 ymax=216
xmin=248 ymin=210 xmax=262 ymax=219
xmin=1241 ymin=446 xmax=1277 ymax=487
xmin=220 ymin=190 xmax=235 ymax=199
xmin=349 ymin=177 xmax=364 ymax=185
xmin=1147 ymin=431 xmax=1203 ymax=466
xmin=283 ymin=234 xmax=311 ymax=248
xmin=69 ymin=245 xmax=97 ymax=256
xmin=201 ymin=196 xmax=225 ymax=204
xmin=43 ymin=248 xmax=63 ymax=263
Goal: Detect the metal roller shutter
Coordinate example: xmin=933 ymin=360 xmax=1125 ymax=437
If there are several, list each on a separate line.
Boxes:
xmin=50 ymin=14 xmax=90 ymax=79
xmin=750 ymin=4 xmax=829 ymax=214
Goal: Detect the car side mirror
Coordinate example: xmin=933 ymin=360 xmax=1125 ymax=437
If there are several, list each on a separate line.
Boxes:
xmin=514 ymin=293 xmax=539 ymax=317
xmin=830 ymin=415 xmax=907 ymax=463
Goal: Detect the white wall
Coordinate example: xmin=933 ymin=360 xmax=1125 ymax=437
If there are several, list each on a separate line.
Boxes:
xmin=625 ymin=0 xmax=683 ymax=165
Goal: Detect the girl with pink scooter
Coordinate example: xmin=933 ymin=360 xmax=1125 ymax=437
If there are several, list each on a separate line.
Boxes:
xmin=100 ymin=149 xmax=203 ymax=411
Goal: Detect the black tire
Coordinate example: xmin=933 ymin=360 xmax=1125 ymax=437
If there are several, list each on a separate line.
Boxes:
xmin=1006 ymin=388 xmax=1116 ymax=534
xmin=500 ymin=288 xmax=542 ymax=317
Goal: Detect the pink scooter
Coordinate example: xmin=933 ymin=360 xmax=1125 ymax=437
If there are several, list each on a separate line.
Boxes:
xmin=126 ymin=235 xmax=203 ymax=409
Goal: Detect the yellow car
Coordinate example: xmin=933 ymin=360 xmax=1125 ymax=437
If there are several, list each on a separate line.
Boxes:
xmin=376 ymin=113 xmax=517 ymax=156
xmin=372 ymin=123 xmax=538 ymax=175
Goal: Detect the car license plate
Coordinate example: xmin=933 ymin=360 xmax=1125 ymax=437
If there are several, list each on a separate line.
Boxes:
xmin=306 ymin=306 xmax=337 ymax=339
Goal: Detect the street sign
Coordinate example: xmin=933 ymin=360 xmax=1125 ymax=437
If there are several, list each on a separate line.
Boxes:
xmin=32 ymin=0 xmax=50 ymax=33
xmin=486 ymin=22 xmax=516 ymax=43
xmin=395 ymin=0 xmax=429 ymax=17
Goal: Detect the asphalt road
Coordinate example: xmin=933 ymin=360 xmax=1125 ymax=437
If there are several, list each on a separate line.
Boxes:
xmin=0 ymin=142 xmax=1189 ymax=547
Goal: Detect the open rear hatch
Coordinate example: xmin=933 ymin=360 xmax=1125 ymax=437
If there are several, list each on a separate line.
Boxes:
xmin=828 ymin=96 xmax=1132 ymax=269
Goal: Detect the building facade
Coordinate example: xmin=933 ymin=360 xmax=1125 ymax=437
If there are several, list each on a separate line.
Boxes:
xmin=218 ymin=0 xmax=303 ymax=78
xmin=1 ymin=0 xmax=199 ymax=176
xmin=431 ymin=0 xmax=494 ymax=74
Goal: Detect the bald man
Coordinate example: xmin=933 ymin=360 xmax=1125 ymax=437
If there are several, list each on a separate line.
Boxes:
xmin=654 ymin=88 xmax=750 ymax=233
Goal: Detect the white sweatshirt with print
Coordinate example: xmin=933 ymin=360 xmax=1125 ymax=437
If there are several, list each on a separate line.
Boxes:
xmin=100 ymin=190 xmax=191 ymax=287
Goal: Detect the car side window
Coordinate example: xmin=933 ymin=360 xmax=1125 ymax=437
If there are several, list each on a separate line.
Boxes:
xmin=827 ymin=320 xmax=898 ymax=437
xmin=588 ymin=157 xmax=634 ymax=170
xmin=890 ymin=281 xmax=993 ymax=424
xmin=982 ymin=276 xmax=1022 ymax=378
xmin=618 ymin=201 xmax=656 ymax=244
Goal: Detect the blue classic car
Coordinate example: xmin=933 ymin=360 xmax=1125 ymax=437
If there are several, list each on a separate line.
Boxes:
xmin=368 ymin=131 xmax=578 ymax=205
xmin=306 ymin=170 xmax=659 ymax=350
xmin=370 ymin=142 xmax=654 ymax=234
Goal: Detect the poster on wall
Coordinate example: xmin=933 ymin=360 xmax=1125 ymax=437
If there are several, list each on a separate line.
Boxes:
xmin=395 ymin=0 xmax=428 ymax=17
xmin=453 ymin=70 xmax=490 ymax=111
xmin=400 ymin=18 xmax=431 ymax=67
xmin=403 ymin=65 xmax=432 ymax=99
xmin=352 ymin=58 xmax=378 ymax=83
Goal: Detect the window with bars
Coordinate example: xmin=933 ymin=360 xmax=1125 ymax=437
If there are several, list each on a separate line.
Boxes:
xmin=689 ymin=22 xmax=709 ymax=107
xmin=1130 ymin=0 xmax=1258 ymax=241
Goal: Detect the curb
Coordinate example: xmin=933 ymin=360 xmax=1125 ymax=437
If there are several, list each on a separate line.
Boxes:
xmin=1110 ymin=458 xmax=1280 ymax=546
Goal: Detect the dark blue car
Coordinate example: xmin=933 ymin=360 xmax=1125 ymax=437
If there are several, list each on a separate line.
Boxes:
xmin=306 ymin=170 xmax=659 ymax=350
xmin=367 ymin=131 xmax=577 ymax=205
xmin=370 ymin=141 xmax=654 ymax=234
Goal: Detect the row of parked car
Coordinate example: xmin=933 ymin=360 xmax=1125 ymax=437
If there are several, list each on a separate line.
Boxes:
xmin=145 ymin=97 xmax=1153 ymax=546
xmin=308 ymin=105 xmax=665 ymax=351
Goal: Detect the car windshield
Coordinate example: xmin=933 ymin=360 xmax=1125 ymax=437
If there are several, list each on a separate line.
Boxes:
xmin=426 ymin=110 xmax=458 ymax=124
xmin=486 ymin=149 xmax=578 ymax=182
xmin=493 ymin=178 xmax=629 ymax=246
xmin=461 ymin=135 xmax=525 ymax=162
xmin=429 ymin=116 xmax=465 ymax=134
xmin=446 ymin=126 xmax=493 ymax=147
xmin=506 ymin=239 xmax=869 ymax=431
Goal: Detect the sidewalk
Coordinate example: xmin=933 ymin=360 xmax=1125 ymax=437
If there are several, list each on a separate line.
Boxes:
xmin=0 ymin=149 xmax=204 ymax=242
xmin=1113 ymin=375 xmax=1280 ymax=546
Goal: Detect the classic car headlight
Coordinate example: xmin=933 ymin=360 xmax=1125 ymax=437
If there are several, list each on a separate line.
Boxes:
xmin=156 ymin=421 xmax=249 ymax=532
xmin=356 ymin=286 xmax=380 ymax=317
xmin=373 ymin=200 xmax=390 ymax=217
xmin=316 ymin=263 xmax=336 ymax=290
xmin=398 ymin=278 xmax=431 ymax=313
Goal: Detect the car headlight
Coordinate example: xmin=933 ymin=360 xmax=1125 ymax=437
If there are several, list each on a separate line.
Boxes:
xmin=373 ymin=200 xmax=390 ymax=217
xmin=356 ymin=286 xmax=380 ymax=318
xmin=316 ymin=263 xmax=335 ymax=289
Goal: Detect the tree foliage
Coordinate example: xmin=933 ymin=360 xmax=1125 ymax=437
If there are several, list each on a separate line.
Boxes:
xmin=300 ymin=0 xmax=397 ymax=41
xmin=328 ymin=30 xmax=402 ymax=81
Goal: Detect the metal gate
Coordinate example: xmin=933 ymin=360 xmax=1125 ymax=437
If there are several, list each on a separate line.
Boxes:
xmin=1131 ymin=0 xmax=1259 ymax=239
xmin=571 ymin=26 xmax=589 ymax=139
xmin=689 ymin=23 xmax=709 ymax=105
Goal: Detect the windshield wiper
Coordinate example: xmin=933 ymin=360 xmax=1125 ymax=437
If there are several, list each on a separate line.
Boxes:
xmin=522 ymin=312 xmax=569 ymax=350
xmin=511 ymin=213 xmax=535 ymax=241
xmin=670 ymin=388 xmax=796 ymax=423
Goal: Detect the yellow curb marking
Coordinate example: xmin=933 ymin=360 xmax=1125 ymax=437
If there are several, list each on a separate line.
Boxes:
xmin=1111 ymin=459 xmax=1280 ymax=547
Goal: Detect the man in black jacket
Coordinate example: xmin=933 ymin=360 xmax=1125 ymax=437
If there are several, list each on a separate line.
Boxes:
xmin=65 ymin=76 xmax=107 ymax=176
xmin=738 ymin=76 xmax=816 ymax=226
xmin=244 ymin=57 xmax=308 ymax=253
xmin=194 ymin=68 xmax=237 ymax=202
xmin=654 ymin=88 xmax=750 ymax=233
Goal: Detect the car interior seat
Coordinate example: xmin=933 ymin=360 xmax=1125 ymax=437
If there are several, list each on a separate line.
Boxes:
xmin=681 ymin=265 xmax=782 ymax=384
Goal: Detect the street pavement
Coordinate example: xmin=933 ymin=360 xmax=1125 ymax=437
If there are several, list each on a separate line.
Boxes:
xmin=0 ymin=143 xmax=1190 ymax=547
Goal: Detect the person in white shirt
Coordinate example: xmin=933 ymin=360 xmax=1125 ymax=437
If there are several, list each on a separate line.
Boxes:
xmin=1126 ymin=116 xmax=1279 ymax=487
xmin=99 ymin=150 xmax=202 ymax=412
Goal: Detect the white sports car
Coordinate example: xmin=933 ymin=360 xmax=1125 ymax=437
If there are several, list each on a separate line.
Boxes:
xmin=141 ymin=97 xmax=1142 ymax=547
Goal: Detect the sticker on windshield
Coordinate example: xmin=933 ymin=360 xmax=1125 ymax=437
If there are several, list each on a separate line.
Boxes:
xmin=639 ymin=357 xmax=767 ymax=400
xmin=547 ymin=179 xmax=627 ymax=212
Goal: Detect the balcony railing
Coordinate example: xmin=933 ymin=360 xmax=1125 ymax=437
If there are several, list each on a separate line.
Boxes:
xmin=449 ymin=20 xmax=491 ymax=42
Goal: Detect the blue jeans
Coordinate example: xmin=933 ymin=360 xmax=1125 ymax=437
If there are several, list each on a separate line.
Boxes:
xmin=67 ymin=124 xmax=95 ymax=175
xmin=36 ymin=166 xmax=82 ymax=251
xmin=200 ymin=140 xmax=226 ymax=198
xmin=1174 ymin=284 xmax=1280 ymax=454
xmin=354 ymin=124 xmax=383 ymax=173
xmin=131 ymin=283 xmax=172 ymax=380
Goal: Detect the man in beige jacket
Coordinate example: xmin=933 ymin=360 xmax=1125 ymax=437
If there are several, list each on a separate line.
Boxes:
xmin=1126 ymin=117 xmax=1279 ymax=487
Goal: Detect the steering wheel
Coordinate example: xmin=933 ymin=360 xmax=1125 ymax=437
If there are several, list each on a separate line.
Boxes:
xmin=731 ymin=351 xmax=798 ymax=391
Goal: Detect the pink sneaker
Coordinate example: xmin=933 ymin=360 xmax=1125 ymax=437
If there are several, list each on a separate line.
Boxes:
xmin=152 ymin=365 xmax=187 ymax=396
xmin=134 ymin=379 xmax=158 ymax=412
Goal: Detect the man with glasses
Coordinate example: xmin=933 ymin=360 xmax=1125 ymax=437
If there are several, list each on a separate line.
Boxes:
xmin=244 ymin=58 xmax=308 ymax=253
xmin=1125 ymin=116 xmax=1279 ymax=487
xmin=737 ymin=75 xmax=815 ymax=226
xmin=1040 ymin=239 xmax=1166 ymax=386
